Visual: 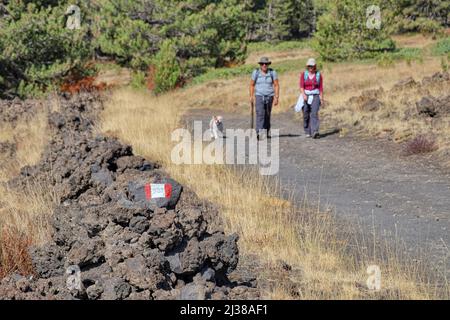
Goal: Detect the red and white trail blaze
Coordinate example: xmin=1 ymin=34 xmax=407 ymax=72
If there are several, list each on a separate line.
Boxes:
xmin=144 ymin=183 xmax=172 ymax=200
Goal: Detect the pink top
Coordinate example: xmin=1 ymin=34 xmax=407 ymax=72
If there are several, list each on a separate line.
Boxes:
xmin=300 ymin=71 xmax=323 ymax=94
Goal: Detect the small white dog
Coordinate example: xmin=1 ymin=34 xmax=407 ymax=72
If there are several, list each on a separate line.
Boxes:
xmin=209 ymin=116 xmax=224 ymax=139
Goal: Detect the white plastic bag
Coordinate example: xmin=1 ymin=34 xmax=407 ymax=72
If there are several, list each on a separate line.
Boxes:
xmin=294 ymin=95 xmax=304 ymax=113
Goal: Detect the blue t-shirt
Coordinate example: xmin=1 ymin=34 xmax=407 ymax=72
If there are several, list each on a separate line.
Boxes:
xmin=251 ymin=69 xmax=278 ymax=97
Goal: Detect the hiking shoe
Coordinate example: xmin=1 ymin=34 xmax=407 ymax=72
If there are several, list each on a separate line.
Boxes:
xmin=312 ymin=132 xmax=320 ymax=139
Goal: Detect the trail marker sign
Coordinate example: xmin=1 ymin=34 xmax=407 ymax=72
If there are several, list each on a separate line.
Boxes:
xmin=144 ymin=183 xmax=172 ymax=200
xmin=127 ymin=178 xmax=182 ymax=209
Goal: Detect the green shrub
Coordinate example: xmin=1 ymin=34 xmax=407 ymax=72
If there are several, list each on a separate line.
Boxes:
xmin=0 ymin=0 xmax=250 ymax=98
xmin=377 ymin=48 xmax=423 ymax=67
xmin=388 ymin=0 xmax=448 ymax=35
xmin=92 ymin=0 xmax=155 ymax=70
xmin=0 ymin=3 xmax=90 ymax=98
xmin=130 ymin=71 xmax=147 ymax=90
xmin=313 ymin=0 xmax=396 ymax=62
xmin=433 ymin=37 xmax=450 ymax=56
xmin=393 ymin=17 xmax=444 ymax=36
xmin=377 ymin=53 xmax=395 ymax=68
xmin=152 ymin=40 xmax=181 ymax=94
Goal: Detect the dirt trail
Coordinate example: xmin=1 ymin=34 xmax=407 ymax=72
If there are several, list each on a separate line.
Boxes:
xmin=184 ymin=109 xmax=450 ymax=280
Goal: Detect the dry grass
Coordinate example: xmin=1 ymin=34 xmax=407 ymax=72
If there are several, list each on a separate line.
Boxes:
xmin=403 ymin=135 xmax=439 ymax=156
xmin=0 ymin=100 xmax=58 ymax=277
xmin=392 ymin=33 xmax=439 ymax=49
xmin=100 ymin=87 xmax=446 ymax=299
xmin=0 ymin=227 xmax=35 ymax=278
xmin=0 ymin=179 xmax=59 ymax=246
xmin=0 ymin=108 xmax=49 ymax=181
xmin=319 ymin=59 xmax=450 ymax=164
xmin=246 ymin=47 xmax=315 ymax=66
xmin=279 ymin=57 xmax=445 ymax=114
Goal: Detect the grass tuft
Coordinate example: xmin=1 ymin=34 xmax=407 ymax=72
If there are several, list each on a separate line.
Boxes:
xmin=0 ymin=227 xmax=35 ymax=279
xmin=404 ymin=135 xmax=438 ymax=156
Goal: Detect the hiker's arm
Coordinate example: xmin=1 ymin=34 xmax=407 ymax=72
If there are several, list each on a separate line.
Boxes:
xmin=273 ymin=79 xmax=279 ymax=106
xmin=300 ymin=72 xmax=306 ymax=101
xmin=249 ymin=80 xmax=255 ymax=104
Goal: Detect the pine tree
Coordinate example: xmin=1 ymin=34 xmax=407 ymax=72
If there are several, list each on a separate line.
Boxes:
xmin=390 ymin=0 xmax=449 ymax=34
xmin=0 ymin=0 xmax=252 ymax=96
xmin=253 ymin=0 xmax=316 ymax=41
xmin=313 ymin=0 xmax=396 ymax=61
xmin=292 ymin=0 xmax=316 ymax=38
xmin=267 ymin=0 xmax=294 ymax=40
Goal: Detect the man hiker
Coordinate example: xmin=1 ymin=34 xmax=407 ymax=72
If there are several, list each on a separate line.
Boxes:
xmin=250 ymin=57 xmax=280 ymax=140
xmin=300 ymin=58 xmax=323 ymax=139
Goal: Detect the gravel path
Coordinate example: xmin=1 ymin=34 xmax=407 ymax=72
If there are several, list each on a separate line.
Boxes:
xmin=184 ymin=108 xmax=450 ymax=280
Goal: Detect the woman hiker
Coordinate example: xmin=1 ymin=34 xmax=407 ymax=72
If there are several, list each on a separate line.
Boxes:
xmin=300 ymin=58 xmax=323 ymax=139
xmin=249 ymin=57 xmax=280 ymax=140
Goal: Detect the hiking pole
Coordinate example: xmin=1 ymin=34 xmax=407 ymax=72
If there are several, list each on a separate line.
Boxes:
xmin=250 ymin=99 xmax=254 ymax=130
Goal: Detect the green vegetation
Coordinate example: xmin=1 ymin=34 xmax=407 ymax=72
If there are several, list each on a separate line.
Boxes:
xmin=247 ymin=39 xmax=312 ymax=54
xmin=0 ymin=2 xmax=90 ymax=98
xmin=0 ymin=0 xmax=448 ymax=98
xmin=0 ymin=0 xmax=248 ymax=97
xmin=432 ymin=37 xmax=450 ymax=55
xmin=390 ymin=47 xmax=424 ymax=63
xmin=377 ymin=47 xmax=426 ymax=68
xmin=313 ymin=0 xmax=396 ymax=61
xmin=389 ymin=0 xmax=449 ymax=34
xmin=152 ymin=40 xmax=181 ymax=94
xmin=93 ymin=1 xmax=154 ymax=70
xmin=245 ymin=0 xmax=316 ymax=41
xmin=130 ymin=71 xmax=147 ymax=90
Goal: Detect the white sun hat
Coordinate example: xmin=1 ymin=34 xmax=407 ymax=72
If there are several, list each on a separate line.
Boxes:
xmin=306 ymin=58 xmax=316 ymax=66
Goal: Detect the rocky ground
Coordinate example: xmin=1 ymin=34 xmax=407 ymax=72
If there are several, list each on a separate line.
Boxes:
xmin=349 ymin=72 xmax=450 ymax=122
xmin=0 ymin=98 xmax=42 ymax=124
xmin=0 ymin=92 xmax=259 ymax=300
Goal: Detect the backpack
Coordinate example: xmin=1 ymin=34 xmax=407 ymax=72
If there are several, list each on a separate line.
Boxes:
xmin=304 ymin=70 xmax=321 ymax=85
xmin=254 ymin=68 xmax=274 ymax=83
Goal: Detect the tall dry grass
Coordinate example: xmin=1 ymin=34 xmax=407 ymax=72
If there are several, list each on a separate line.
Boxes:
xmin=100 ymin=87 xmax=446 ymax=299
xmin=0 ymin=109 xmax=48 ymax=180
xmin=0 ymin=99 xmax=58 ymax=277
xmin=318 ymin=59 xmax=450 ymax=164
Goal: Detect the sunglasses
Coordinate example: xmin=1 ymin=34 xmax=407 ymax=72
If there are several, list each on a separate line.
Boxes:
xmin=260 ymin=63 xmax=269 ymax=66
